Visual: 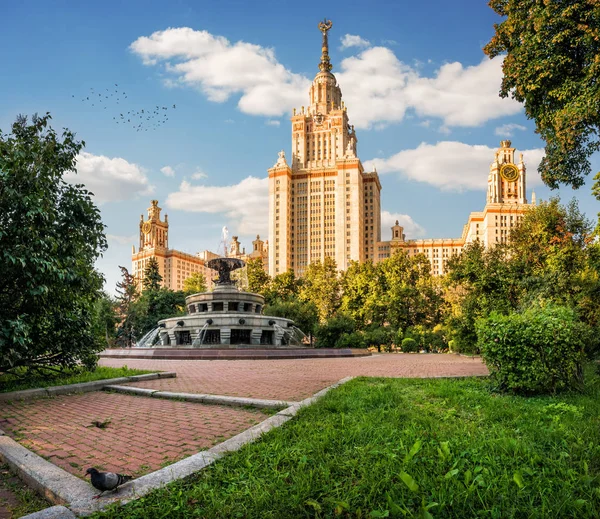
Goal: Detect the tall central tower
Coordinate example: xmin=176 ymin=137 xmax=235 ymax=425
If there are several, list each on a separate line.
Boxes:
xmin=268 ymin=20 xmax=381 ymax=276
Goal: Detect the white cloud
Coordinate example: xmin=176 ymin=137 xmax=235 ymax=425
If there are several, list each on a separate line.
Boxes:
xmin=340 ymin=34 xmax=371 ymax=49
xmin=67 ymin=152 xmax=153 ymax=203
xmin=381 ymin=210 xmax=426 ymax=239
xmin=495 ymin=123 xmax=527 ymax=137
xmin=365 ymin=141 xmax=545 ymax=191
xmin=166 ymin=176 xmax=268 ymax=235
xmin=160 ymin=165 xmax=176 ymax=177
xmin=107 ymin=234 xmax=137 ymax=246
xmin=337 ymin=51 xmax=522 ymax=128
xmin=130 ymin=28 xmax=521 ymax=129
xmin=265 ymin=119 xmax=280 ymax=126
xmin=130 ymin=27 xmax=310 ymax=117
xmin=191 ymin=168 xmax=208 ymax=180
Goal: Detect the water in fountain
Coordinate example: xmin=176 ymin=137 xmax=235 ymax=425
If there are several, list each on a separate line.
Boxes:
xmin=191 ymin=322 xmax=210 ymax=347
xmin=291 ymin=326 xmax=310 ymax=346
xmin=272 ymin=323 xmax=302 ymax=347
xmin=135 ymin=327 xmax=161 ymax=348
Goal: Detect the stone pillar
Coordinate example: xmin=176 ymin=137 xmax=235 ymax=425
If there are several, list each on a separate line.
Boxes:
xmin=251 ymin=329 xmax=262 ymax=345
xmin=220 ymin=328 xmax=231 ymax=345
xmin=168 ymin=331 xmax=177 ymax=345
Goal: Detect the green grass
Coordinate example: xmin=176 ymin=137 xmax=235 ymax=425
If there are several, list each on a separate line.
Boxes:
xmin=0 ymin=366 xmax=155 ymax=393
xmin=0 ymin=463 xmax=50 ymax=517
xmin=93 ymin=373 xmax=600 ymax=518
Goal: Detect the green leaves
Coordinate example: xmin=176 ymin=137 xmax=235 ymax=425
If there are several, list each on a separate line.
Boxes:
xmin=399 ymin=471 xmax=419 ymax=493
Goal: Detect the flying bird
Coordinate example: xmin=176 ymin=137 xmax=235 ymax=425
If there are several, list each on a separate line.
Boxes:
xmin=86 ymin=468 xmax=132 ymax=499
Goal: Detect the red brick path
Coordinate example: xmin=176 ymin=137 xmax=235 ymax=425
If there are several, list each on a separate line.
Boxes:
xmin=0 ymin=392 xmax=266 ymax=478
xmin=101 ymin=353 xmax=489 ymax=401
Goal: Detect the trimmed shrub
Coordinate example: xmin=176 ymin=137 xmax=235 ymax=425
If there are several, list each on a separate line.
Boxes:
xmin=401 ymin=337 xmax=419 ymax=353
xmin=476 ymin=305 xmax=588 ymax=394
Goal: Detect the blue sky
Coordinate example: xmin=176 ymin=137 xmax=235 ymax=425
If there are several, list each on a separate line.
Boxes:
xmin=1 ymin=0 xmax=598 ymax=293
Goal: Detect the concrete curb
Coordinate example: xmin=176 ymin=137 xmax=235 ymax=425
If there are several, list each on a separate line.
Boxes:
xmin=103 ymin=385 xmax=296 ymax=410
xmin=20 ymin=505 xmax=77 ymax=519
xmin=0 ymin=376 xmax=355 ymax=517
xmin=0 ymin=372 xmax=176 ymax=402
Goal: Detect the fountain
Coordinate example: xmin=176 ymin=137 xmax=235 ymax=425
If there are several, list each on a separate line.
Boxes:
xmin=155 ymin=257 xmax=304 ymax=349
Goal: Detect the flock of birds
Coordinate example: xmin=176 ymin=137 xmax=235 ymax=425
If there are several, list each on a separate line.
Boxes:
xmin=73 ymin=84 xmax=176 ymax=132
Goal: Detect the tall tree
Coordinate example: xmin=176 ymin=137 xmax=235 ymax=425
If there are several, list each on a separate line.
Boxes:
xmin=183 ymin=272 xmax=207 ymax=295
xmin=115 ymin=266 xmax=138 ymax=347
xmin=0 ymin=113 xmax=107 ymax=374
xmin=340 ymin=260 xmax=384 ymax=329
xmin=264 ymin=269 xmax=302 ymax=305
xmin=299 ymin=257 xmax=341 ymax=322
xmin=484 ymin=0 xmax=600 ymax=210
xmin=142 ymin=257 xmax=163 ymax=291
xmin=130 ymin=288 xmax=186 ymax=339
xmin=246 ymin=258 xmax=270 ymax=295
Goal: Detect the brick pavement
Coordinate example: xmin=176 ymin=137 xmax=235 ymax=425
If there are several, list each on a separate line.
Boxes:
xmin=0 ymin=392 xmax=266 ymax=479
xmin=100 ymin=353 xmax=489 ymax=401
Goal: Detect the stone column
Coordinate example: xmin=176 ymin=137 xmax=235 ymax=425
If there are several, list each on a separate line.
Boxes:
xmin=251 ymin=329 xmax=262 ymax=345
xmin=220 ymin=328 xmax=231 ymax=345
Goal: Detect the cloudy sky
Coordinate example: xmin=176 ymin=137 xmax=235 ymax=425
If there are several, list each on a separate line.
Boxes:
xmin=1 ymin=0 xmax=598 ymax=293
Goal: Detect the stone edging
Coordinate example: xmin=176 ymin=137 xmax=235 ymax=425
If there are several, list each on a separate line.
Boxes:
xmin=8 ymin=376 xmax=355 ymax=517
xmin=103 ymin=385 xmax=296 ymax=410
xmin=0 ymin=372 xmax=176 ymax=402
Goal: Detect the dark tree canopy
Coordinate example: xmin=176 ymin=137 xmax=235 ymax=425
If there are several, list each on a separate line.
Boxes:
xmin=143 ymin=257 xmax=163 ymax=291
xmin=484 ymin=0 xmax=600 ymax=195
xmin=0 ymin=113 xmax=107 ymax=373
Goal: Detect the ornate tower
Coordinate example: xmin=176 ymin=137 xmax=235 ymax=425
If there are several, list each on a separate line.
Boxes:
xmin=487 ymin=140 xmax=527 ymax=205
xmin=139 ymin=200 xmax=169 ymax=251
xmin=268 ymin=20 xmax=381 ymax=276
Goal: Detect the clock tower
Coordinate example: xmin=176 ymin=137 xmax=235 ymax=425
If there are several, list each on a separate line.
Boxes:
xmin=487 ymin=140 xmax=527 ymax=205
xmin=139 ymin=199 xmax=169 ymax=251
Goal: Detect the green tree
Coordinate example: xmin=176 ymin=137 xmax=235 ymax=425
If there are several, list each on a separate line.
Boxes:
xmin=0 ymin=113 xmax=107 ymax=374
xmin=91 ymin=292 xmax=119 ymax=349
xmin=130 ymin=288 xmax=186 ymax=339
xmin=142 ymin=257 xmax=163 ymax=291
xmin=183 ymin=272 xmax=207 ymax=295
xmin=264 ymin=299 xmax=319 ymax=342
xmin=484 ymin=0 xmax=600 ymax=214
xmin=264 ymin=269 xmax=302 ymax=305
xmin=299 ymin=257 xmax=341 ymax=322
xmin=340 ymin=260 xmax=384 ymax=329
xmin=246 ymin=258 xmax=270 ymax=295
xmin=115 ymin=266 xmax=138 ymax=347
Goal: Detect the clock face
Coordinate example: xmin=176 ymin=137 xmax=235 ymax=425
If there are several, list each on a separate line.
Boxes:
xmin=314 ymin=113 xmax=323 ymax=125
xmin=500 ymin=163 xmax=519 ymax=182
xmin=142 ymin=221 xmax=152 ymax=234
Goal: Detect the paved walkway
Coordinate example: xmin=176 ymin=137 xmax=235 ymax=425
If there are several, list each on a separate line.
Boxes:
xmin=101 ymin=353 xmax=489 ymax=401
xmin=0 ymin=392 xmax=266 ymax=478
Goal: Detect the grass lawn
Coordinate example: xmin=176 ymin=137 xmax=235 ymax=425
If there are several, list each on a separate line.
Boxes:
xmin=93 ymin=373 xmax=600 ymax=519
xmin=0 ymin=366 xmax=155 ymax=393
xmin=0 ymin=463 xmax=50 ymax=517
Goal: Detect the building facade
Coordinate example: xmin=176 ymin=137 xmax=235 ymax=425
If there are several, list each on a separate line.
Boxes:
xmin=132 ymin=201 xmax=269 ymax=292
xmin=267 ymin=20 xmax=381 ymax=276
xmin=375 ymin=140 xmax=536 ymax=275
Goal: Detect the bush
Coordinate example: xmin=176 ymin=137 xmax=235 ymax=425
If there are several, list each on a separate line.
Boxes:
xmin=364 ymin=327 xmax=394 ymax=352
xmin=401 ymin=337 xmax=419 ymax=353
xmin=476 ymin=305 xmax=589 ymax=394
xmin=314 ymin=314 xmax=355 ymax=348
xmin=336 ymin=331 xmax=367 ymax=349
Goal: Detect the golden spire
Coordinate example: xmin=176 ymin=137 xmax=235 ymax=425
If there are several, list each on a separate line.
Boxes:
xmin=318 ymin=19 xmax=333 ymax=72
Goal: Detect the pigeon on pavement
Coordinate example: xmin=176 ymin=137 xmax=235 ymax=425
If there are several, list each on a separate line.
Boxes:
xmin=85 ymin=467 xmax=132 ymax=498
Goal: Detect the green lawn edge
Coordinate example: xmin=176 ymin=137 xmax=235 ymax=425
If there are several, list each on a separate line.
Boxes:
xmin=0 ymin=366 xmax=155 ymax=393
xmin=91 ymin=371 xmax=600 ymax=519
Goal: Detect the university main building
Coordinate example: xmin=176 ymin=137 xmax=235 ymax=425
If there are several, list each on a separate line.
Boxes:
xmin=133 ymin=20 xmax=535 ymax=288
xmin=267 ymin=20 xmax=534 ymax=277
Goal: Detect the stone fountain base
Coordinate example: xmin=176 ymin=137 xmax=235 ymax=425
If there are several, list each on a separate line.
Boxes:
xmin=100 ymin=348 xmax=371 ymax=361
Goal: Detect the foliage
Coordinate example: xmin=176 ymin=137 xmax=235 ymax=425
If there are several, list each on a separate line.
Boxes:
xmin=0 ymin=113 xmax=107 ymax=374
xmin=92 ymin=374 xmax=600 ymax=518
xmin=129 ymin=289 xmax=186 ymax=340
xmin=299 ymin=257 xmax=341 ymax=322
xmin=401 ymin=337 xmax=419 ymax=353
xmin=0 ymin=365 xmax=153 ymax=393
xmin=182 ymin=272 xmax=207 ymax=295
xmin=142 ymin=257 xmax=163 ymax=291
xmin=484 ymin=0 xmax=600 ymax=207
xmin=263 ymin=299 xmax=318 ymax=339
xmin=115 ymin=266 xmax=138 ymax=348
xmin=313 ymin=313 xmax=355 ymax=348
xmin=264 ymin=269 xmax=302 ymax=305
xmin=336 ymin=331 xmax=367 ymax=349
xmin=364 ymin=326 xmax=394 ymax=352
xmin=90 ymin=292 xmax=119 ymax=349
xmin=246 ymin=258 xmax=270 ymax=295
xmin=339 ymin=260 xmax=384 ymax=328
xmin=477 ymin=305 xmax=589 ymax=394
